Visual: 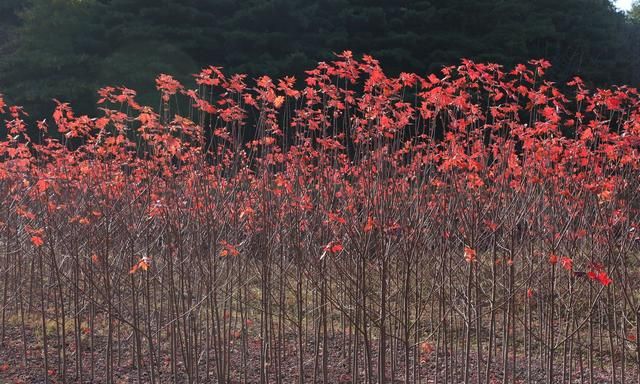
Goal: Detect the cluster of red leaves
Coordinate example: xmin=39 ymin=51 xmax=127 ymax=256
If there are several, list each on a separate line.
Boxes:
xmin=1 ymin=51 xmax=636 ymax=292
xmin=219 ymin=241 xmax=240 ymax=257
xmin=588 ymin=264 xmax=613 ymax=287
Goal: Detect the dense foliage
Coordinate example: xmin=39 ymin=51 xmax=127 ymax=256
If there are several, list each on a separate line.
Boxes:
xmin=0 ymin=0 xmax=638 ymax=120
xmin=0 ymin=53 xmax=640 ymax=383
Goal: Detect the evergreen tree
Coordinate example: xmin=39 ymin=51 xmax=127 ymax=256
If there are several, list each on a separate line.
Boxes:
xmin=0 ymin=0 xmax=105 ymax=116
xmin=0 ymin=0 xmax=636 ymax=121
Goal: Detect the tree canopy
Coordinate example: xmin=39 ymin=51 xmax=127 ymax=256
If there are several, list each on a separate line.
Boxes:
xmin=0 ymin=0 xmax=637 ymax=119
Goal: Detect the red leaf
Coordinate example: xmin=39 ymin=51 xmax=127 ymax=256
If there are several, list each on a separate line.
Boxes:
xmin=35 ymin=179 xmax=49 ymax=193
xmin=363 ymin=216 xmax=376 ymax=233
xmin=484 ymin=220 xmax=498 ymax=232
xmin=464 ymin=246 xmax=476 ymax=263
xmin=328 ymin=212 xmax=346 ymax=225
xmin=587 ymin=267 xmax=612 ymax=287
xmin=605 ymin=96 xmax=621 ymax=110
xmin=596 ymin=272 xmax=612 ymax=287
xmin=420 ymin=341 xmax=433 ymax=355
xmin=580 ymin=128 xmax=593 ymax=141
xmin=220 ymin=241 xmax=240 ymax=257
xmin=31 ymin=236 xmax=44 ymax=247
xmin=322 ymin=241 xmax=344 ymax=255
xmin=560 ymin=257 xmax=573 ymax=271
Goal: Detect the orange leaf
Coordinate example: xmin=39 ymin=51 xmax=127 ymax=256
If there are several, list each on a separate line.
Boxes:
xmin=239 ymin=206 xmax=254 ymax=219
xmin=129 ymin=263 xmax=139 ymax=274
xmin=274 ymin=96 xmax=285 ymax=109
xmin=129 ymin=257 xmax=151 ymax=274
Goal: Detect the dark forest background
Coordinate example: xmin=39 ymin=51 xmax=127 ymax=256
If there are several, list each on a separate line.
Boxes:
xmin=1 ymin=0 xmax=640 ymax=119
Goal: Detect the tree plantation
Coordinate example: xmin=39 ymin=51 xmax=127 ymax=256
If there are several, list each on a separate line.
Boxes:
xmin=0 ymin=53 xmax=639 ymax=383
